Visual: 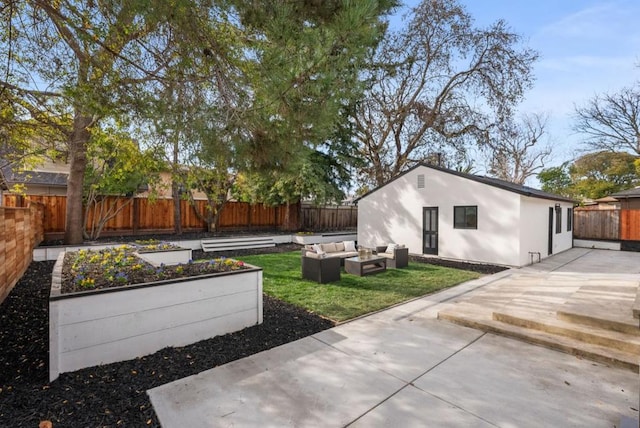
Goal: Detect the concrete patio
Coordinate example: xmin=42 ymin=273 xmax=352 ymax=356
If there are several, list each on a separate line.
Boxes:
xmin=148 ymin=248 xmax=640 ymax=427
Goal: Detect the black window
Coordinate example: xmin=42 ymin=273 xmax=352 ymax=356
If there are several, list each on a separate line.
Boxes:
xmin=555 ymin=206 xmax=562 ymax=234
xmin=454 ymin=206 xmax=477 ymax=229
xmin=567 ymin=207 xmax=572 ymax=232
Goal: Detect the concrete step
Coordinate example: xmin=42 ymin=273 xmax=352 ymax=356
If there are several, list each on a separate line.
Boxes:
xmin=556 ymin=310 xmax=640 ymax=337
xmin=438 ymin=311 xmax=639 ymax=372
xmin=492 ymin=310 xmax=640 ymax=355
xmin=557 ymin=285 xmax=639 ymax=336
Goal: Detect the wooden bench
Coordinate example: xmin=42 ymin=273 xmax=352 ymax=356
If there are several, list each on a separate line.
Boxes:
xmin=201 ymin=237 xmax=275 ymax=252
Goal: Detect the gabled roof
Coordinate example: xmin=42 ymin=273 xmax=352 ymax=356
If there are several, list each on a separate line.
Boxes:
xmin=356 ymin=163 xmax=575 ymax=204
xmin=0 ymin=164 xmax=68 ymax=188
xmin=610 ymin=186 xmax=640 ymax=199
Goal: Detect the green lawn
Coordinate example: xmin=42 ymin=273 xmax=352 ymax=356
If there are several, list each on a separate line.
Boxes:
xmin=239 ymin=251 xmax=480 ymax=322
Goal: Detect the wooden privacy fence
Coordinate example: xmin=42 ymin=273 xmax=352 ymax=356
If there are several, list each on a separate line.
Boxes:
xmin=4 ymin=195 xmax=300 ymax=239
xmin=621 ymin=209 xmax=640 ymax=240
xmin=300 ymin=204 xmax=357 ymax=231
xmin=573 ymin=208 xmax=640 ymax=241
xmin=0 ymin=202 xmax=44 ymax=304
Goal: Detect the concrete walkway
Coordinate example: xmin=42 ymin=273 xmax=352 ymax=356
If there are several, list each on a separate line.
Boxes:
xmin=148 ymin=249 xmax=640 ymax=427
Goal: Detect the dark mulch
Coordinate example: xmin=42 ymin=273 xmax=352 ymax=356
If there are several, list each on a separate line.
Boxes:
xmin=0 ymin=251 xmax=334 ymax=427
xmin=1 ymin=242 xmax=504 ymax=427
xmin=410 ymin=255 xmax=508 ymax=275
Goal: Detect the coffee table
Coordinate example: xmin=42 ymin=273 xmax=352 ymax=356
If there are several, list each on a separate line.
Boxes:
xmin=344 ymin=256 xmax=387 ymax=276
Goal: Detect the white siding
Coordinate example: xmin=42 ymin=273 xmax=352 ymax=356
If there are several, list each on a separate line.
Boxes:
xmin=358 ymin=166 xmax=523 ymax=266
xmin=519 ymin=197 xmax=573 ymax=266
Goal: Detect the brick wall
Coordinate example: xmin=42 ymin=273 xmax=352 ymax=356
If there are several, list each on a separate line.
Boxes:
xmin=0 ymin=203 xmax=44 ymax=305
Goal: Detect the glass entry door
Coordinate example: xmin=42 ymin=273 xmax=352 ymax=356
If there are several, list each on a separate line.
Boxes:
xmin=423 ymin=207 xmax=438 ymax=255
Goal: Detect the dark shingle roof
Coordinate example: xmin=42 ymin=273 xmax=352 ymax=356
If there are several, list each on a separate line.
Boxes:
xmin=610 ymin=187 xmax=640 ymax=199
xmin=0 ymin=164 xmax=68 ymax=187
xmin=356 ymin=163 xmax=575 ymax=204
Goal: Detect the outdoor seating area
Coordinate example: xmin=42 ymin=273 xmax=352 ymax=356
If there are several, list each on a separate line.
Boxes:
xmin=301 ymin=242 xmax=408 ymax=283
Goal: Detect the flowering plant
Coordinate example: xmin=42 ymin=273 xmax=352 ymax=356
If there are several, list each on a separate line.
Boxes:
xmin=63 ymin=247 xmax=248 ymax=293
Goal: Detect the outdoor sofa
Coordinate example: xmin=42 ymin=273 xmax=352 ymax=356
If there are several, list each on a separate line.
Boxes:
xmin=301 ymin=241 xmax=358 ymax=283
xmin=301 ymin=241 xmax=358 ymax=264
xmin=375 ymin=244 xmax=409 ymax=268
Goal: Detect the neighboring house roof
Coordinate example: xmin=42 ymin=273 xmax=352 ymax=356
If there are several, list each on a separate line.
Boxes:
xmin=0 ymin=164 xmax=68 ymax=188
xmin=356 ymin=163 xmax=575 ymax=204
xmin=594 ymin=196 xmax=619 ymax=203
xmin=610 ymin=187 xmax=640 ymax=199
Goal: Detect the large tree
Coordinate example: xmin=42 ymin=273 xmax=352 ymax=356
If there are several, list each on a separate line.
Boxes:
xmin=354 ymin=0 xmax=538 ymax=187
xmin=569 ymin=151 xmax=640 ymax=200
xmin=485 ymin=113 xmax=552 ymax=184
xmin=574 ymin=85 xmax=640 ymax=155
xmin=4 ymin=1 xmax=395 ymax=244
xmin=1 ymin=1 xmax=212 ymax=243
xmin=538 ymin=152 xmax=640 ymax=200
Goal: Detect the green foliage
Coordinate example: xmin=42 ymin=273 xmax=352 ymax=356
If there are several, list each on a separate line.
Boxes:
xmin=234 ymin=144 xmax=354 ymax=206
xmin=538 ymin=163 xmax=574 ymax=198
xmin=240 ymin=251 xmax=479 ymax=322
xmin=538 ymin=152 xmax=640 ymax=200
xmin=4 ymin=0 xmax=396 ymax=241
xmin=84 ymin=128 xmax=163 ymax=199
xmin=568 ymin=151 xmax=640 ymax=200
xmin=231 ymin=0 xmax=397 ymax=170
xmin=83 ymin=127 xmax=164 ymax=239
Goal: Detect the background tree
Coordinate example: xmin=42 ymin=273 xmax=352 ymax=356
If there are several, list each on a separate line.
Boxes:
xmin=538 ymin=163 xmax=574 ymax=197
xmin=568 ymin=151 xmax=639 ymax=200
xmin=485 ymin=113 xmax=552 ymax=184
xmin=354 ymin=0 xmax=538 ymax=187
xmin=574 ymin=85 xmax=640 ymax=155
xmin=538 ymin=152 xmax=639 ymax=200
xmin=83 ymin=128 xmax=163 ymax=240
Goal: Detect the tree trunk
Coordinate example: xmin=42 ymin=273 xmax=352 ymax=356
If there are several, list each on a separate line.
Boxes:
xmin=172 ymin=138 xmax=182 ymax=235
xmin=172 ymin=181 xmax=182 ymax=235
xmin=64 ymin=114 xmax=92 ymax=244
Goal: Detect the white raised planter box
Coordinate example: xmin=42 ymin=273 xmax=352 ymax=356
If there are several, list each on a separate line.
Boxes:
xmin=135 ymin=248 xmax=192 ymax=266
xmin=49 ymin=253 xmax=262 ymax=381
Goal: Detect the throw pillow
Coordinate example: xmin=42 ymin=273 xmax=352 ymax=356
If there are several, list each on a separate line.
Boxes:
xmin=335 ymin=242 xmax=345 ymax=251
xmin=343 ymin=240 xmax=356 ymax=252
xmin=312 ymin=244 xmax=325 ymax=255
xmin=385 ymin=243 xmax=397 ymax=253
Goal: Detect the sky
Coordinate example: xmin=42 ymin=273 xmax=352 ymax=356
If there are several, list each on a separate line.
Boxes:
xmin=390 ymin=0 xmax=640 ymax=174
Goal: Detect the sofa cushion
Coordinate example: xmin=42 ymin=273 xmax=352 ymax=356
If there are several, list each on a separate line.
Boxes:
xmin=306 ymin=252 xmax=324 ymax=259
xmin=335 ymin=242 xmax=345 ymax=251
xmin=332 ymin=251 xmax=358 ymax=258
xmin=343 ymin=240 xmax=356 ymax=252
xmin=321 ymin=242 xmax=338 ymax=253
xmin=378 ymin=252 xmax=394 ymax=259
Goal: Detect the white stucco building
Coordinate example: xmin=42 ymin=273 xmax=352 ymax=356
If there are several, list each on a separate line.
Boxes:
xmin=357 ymin=164 xmax=575 ymax=267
